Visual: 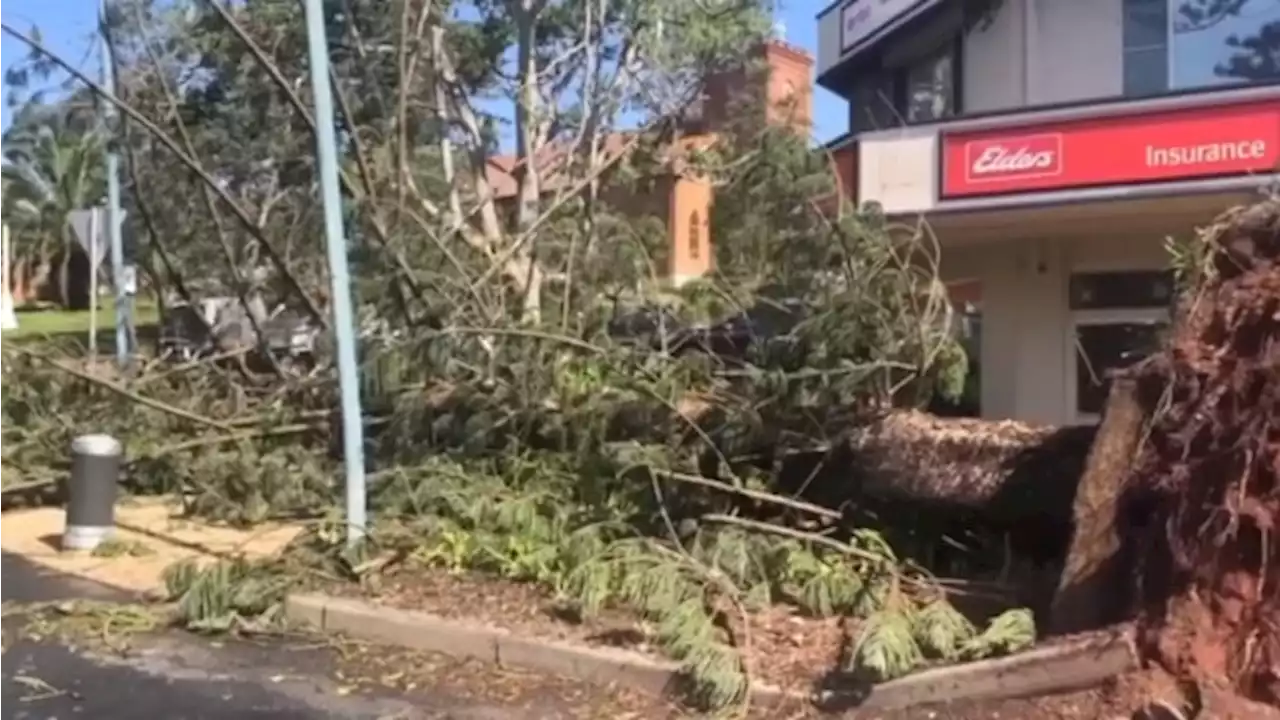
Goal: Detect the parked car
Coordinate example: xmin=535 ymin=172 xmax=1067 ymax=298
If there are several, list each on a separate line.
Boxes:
xmin=606 ymin=298 xmax=808 ymax=367
xmin=606 ymin=305 xmax=686 ymax=350
xmin=670 ymin=298 xmax=807 ymax=363
xmin=157 ymin=296 xmax=319 ymax=374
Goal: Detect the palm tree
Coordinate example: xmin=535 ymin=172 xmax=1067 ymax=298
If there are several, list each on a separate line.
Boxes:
xmin=1 ymin=102 xmax=105 ymax=308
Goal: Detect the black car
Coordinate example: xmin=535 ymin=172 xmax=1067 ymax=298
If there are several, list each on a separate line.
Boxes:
xmin=607 ymin=298 xmax=808 ymax=366
xmin=671 ymin=298 xmax=807 ymax=361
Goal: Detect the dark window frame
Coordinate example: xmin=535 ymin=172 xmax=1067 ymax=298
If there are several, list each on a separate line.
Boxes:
xmin=1067 ymin=269 xmax=1173 ymax=418
xmin=1073 ymin=320 xmax=1168 ymax=415
xmin=849 ymin=34 xmax=964 ymax=132
xmin=1068 ymin=270 xmax=1176 ymax=311
xmin=894 ymin=37 xmax=964 ymax=123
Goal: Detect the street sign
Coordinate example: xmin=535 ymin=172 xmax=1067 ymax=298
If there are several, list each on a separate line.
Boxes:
xmin=69 ymin=208 xmax=106 ymax=265
xmin=121 ymin=265 xmax=138 ymax=295
xmin=68 ymin=208 xmax=127 ymax=265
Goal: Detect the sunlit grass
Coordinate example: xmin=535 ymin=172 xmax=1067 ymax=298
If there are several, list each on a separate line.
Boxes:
xmin=3 ymin=298 xmax=159 ymax=341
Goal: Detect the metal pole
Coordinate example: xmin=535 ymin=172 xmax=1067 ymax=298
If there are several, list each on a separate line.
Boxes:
xmin=1 ymin=224 xmax=17 ymax=331
xmin=301 ymin=0 xmax=367 ymax=545
xmin=88 ymin=211 xmax=99 ymax=360
xmin=100 ymin=0 xmax=129 ymax=367
xmin=1 ymin=152 xmax=16 ymax=331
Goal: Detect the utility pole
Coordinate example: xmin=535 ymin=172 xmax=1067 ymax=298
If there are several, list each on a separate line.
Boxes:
xmin=99 ymin=0 xmax=130 ymax=367
xmin=301 ymin=0 xmax=368 ymax=545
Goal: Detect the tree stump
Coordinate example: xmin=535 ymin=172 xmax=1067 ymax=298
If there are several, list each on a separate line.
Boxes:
xmin=1050 ymin=377 xmax=1145 ymax=634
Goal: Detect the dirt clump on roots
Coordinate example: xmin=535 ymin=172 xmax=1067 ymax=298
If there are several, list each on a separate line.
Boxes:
xmin=1125 ymin=198 xmax=1280 ymax=710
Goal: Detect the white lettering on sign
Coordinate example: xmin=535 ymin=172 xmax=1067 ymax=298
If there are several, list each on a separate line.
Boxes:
xmin=962 ymin=133 xmax=1064 ymax=183
xmin=1144 ymin=139 xmax=1268 ymax=167
xmin=840 ymin=0 xmax=929 ymax=54
xmin=972 ymin=146 xmax=1057 ymax=175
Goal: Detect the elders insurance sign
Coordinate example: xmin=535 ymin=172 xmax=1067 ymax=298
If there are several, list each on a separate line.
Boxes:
xmin=939 ymin=100 xmax=1280 ymax=199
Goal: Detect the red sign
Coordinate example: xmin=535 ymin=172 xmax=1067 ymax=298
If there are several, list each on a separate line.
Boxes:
xmin=940 ymin=100 xmax=1280 ymax=198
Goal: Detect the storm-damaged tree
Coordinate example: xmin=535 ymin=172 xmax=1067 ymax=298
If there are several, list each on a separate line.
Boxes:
xmin=2 ymin=2 xmax=1051 ymax=710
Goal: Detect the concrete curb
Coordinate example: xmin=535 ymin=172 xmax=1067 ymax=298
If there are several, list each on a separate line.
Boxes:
xmin=284 ymin=593 xmax=1138 ymax=714
xmin=284 ymin=593 xmax=686 ymax=696
xmin=818 ymin=626 xmax=1138 ymax=712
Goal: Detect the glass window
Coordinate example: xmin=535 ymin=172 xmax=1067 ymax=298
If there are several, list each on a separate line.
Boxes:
xmin=1125 ymin=0 xmax=1170 ymax=49
xmin=1170 ymin=0 xmax=1280 ymax=89
xmin=1123 ymin=0 xmax=1280 ymax=96
xmin=1125 ymin=46 xmax=1172 ymax=95
xmin=1074 ymin=321 xmax=1167 ymax=415
xmin=849 ymin=40 xmax=958 ymax=131
xmin=1123 ymin=0 xmax=1171 ymax=95
xmin=688 ymin=210 xmax=701 ymax=260
xmin=850 ymin=72 xmax=900 ymax=133
xmin=904 ymin=47 xmax=957 ymax=122
xmin=1068 ymin=271 xmax=1175 ymax=310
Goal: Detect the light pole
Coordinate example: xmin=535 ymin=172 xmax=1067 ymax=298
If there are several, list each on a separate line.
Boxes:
xmin=301 ymin=0 xmax=368 ymax=545
xmin=99 ymin=0 xmax=130 ymax=366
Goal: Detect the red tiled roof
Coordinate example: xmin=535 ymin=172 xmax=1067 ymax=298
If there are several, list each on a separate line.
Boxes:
xmin=483 ymin=131 xmax=719 ymax=199
xmin=484 ymin=133 xmax=635 ymax=199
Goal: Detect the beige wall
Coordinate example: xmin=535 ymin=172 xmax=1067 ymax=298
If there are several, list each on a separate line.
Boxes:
xmin=1026 ymin=0 xmax=1124 ymax=105
xmin=962 ymin=0 xmax=1027 ymax=113
xmin=963 ymin=0 xmax=1125 ymax=111
xmin=941 ymin=225 xmax=1174 ymax=427
xmin=822 ymin=0 xmax=1130 ymax=112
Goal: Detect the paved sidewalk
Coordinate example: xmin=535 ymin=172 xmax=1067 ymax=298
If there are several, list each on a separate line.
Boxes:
xmin=1 ymin=496 xmax=302 ymax=595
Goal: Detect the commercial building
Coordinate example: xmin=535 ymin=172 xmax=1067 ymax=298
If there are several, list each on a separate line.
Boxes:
xmin=817 ymin=0 xmax=1279 ymax=425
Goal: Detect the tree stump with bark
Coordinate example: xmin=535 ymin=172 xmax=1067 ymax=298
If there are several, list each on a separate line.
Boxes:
xmin=1049 ymin=377 xmax=1145 ymax=635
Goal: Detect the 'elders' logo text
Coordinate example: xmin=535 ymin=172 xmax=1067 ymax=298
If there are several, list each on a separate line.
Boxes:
xmin=964 ymin=134 xmax=1064 ymax=183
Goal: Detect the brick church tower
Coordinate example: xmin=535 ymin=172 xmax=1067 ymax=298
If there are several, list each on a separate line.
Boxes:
xmin=667 ymin=31 xmax=815 ymax=285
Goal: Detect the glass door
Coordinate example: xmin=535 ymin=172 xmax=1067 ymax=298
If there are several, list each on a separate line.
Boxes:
xmin=1066 ymin=270 xmax=1174 ymax=424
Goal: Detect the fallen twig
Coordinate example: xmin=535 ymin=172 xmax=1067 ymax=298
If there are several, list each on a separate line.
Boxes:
xmin=131 ymin=348 xmax=253 ymax=388
xmin=14 ymin=349 xmax=233 ymax=431
xmin=651 ymin=468 xmax=841 ymax=521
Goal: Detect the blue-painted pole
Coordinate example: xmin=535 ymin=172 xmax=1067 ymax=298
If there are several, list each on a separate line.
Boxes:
xmin=301 ymin=0 xmax=367 ymax=545
xmin=100 ymin=0 xmax=128 ymax=366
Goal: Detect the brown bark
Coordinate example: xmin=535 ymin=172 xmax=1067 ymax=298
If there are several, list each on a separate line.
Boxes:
xmin=1049 ymin=377 xmax=1146 ymax=635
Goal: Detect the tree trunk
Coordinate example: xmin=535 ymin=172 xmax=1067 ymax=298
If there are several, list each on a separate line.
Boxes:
xmin=1049 ymin=377 xmax=1146 ymax=634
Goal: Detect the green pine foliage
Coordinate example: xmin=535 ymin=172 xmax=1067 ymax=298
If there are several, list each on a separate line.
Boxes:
xmin=1 ymin=2 xmax=1046 ymax=713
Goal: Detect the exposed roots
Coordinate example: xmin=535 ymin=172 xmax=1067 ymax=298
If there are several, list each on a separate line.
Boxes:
xmin=1127 ymin=198 xmax=1280 ymax=707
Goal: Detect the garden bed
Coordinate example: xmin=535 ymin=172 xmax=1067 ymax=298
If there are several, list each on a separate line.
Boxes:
xmin=323 ymin=567 xmax=845 ymax=695
xmin=315 ymin=563 xmax=1151 ymax=716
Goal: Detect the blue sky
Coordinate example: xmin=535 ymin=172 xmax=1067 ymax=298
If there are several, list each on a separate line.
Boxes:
xmin=0 ymin=0 xmax=849 ymax=142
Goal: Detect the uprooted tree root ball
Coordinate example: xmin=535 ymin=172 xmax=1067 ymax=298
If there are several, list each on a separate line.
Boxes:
xmin=1126 ymin=198 xmax=1280 ymax=707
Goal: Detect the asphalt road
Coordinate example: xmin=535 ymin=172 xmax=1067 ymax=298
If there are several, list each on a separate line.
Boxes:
xmin=1 ymin=552 xmax=659 ymax=720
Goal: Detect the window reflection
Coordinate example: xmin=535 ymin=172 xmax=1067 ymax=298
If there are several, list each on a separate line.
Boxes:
xmin=1074 ymin=322 xmax=1166 ymax=415
xmin=905 ymin=49 xmax=956 ymax=122
xmin=1171 ymin=0 xmax=1280 ymax=88
xmin=1122 ymin=0 xmax=1280 ymax=96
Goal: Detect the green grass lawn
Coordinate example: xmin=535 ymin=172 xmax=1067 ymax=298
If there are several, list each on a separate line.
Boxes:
xmin=4 ymin=298 xmax=159 ymax=341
